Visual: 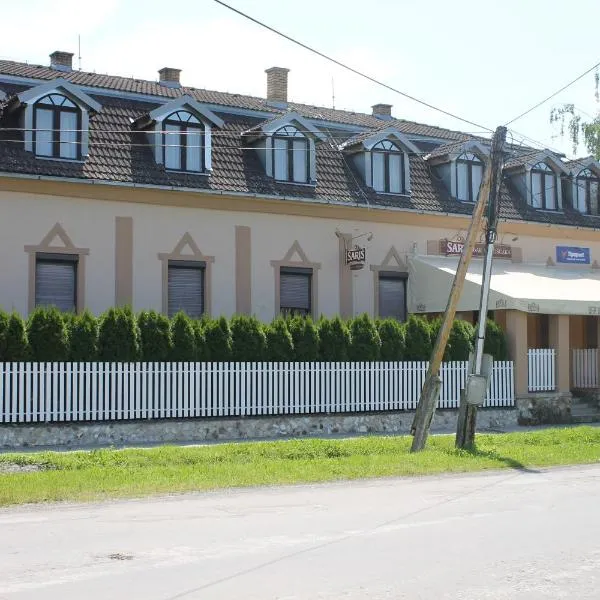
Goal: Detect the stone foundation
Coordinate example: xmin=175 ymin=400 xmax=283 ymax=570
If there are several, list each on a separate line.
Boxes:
xmin=0 ymin=408 xmax=518 ymax=450
xmin=516 ymin=393 xmax=572 ymax=426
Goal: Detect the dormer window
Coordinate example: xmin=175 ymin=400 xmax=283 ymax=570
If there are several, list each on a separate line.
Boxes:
xmin=575 ymin=168 xmax=600 ymax=215
xmin=531 ymin=162 xmax=557 ymax=210
xmin=273 ymin=125 xmax=309 ymax=183
xmin=164 ymin=111 xmax=204 ymax=172
xmin=34 ymin=94 xmax=80 ymax=159
xmin=372 ymin=140 xmax=405 ymax=194
xmin=456 ymin=152 xmax=483 ymax=202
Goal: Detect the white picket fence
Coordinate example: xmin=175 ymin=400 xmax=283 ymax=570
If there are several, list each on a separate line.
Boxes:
xmin=572 ymin=348 xmax=599 ymax=389
xmin=528 ymin=349 xmax=556 ymax=392
xmin=0 ymin=361 xmax=515 ymax=424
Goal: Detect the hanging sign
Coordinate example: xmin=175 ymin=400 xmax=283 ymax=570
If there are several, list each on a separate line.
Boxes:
xmin=556 ymin=246 xmax=590 ymax=265
xmin=439 ymin=239 xmax=512 ymax=260
xmin=345 ymin=245 xmax=366 ymax=270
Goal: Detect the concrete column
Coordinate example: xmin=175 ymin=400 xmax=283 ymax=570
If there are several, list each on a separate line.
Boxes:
xmin=505 ymin=310 xmax=528 ymax=396
xmin=338 ymin=233 xmax=353 ymax=318
xmin=549 ymin=314 xmax=570 ymax=393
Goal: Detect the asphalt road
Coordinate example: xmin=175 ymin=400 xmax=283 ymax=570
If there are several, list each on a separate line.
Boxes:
xmin=1 ymin=465 xmax=600 ymax=599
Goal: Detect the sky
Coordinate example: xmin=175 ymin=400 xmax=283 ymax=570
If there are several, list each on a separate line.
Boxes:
xmin=3 ymin=0 xmax=600 ymax=157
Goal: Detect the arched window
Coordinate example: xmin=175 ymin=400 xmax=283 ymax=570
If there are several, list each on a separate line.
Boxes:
xmin=34 ymin=94 xmax=81 ymax=159
xmin=164 ymin=111 xmax=204 ymax=172
xmin=575 ymin=168 xmax=600 ymax=215
xmin=371 ymin=140 xmax=405 ymax=194
xmin=272 ymin=126 xmax=309 ymax=183
xmin=530 ymin=162 xmax=557 ymax=210
xmin=456 ymin=152 xmax=483 ymax=202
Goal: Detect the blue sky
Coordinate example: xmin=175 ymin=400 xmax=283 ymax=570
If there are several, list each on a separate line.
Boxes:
xmin=4 ymin=0 xmax=600 ymax=156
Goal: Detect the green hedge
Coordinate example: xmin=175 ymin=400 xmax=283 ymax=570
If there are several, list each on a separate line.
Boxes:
xmin=0 ymin=307 xmax=509 ymax=363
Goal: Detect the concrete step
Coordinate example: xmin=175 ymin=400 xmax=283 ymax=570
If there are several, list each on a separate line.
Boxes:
xmin=571 ymin=414 xmax=600 ymax=424
xmin=571 ymin=404 xmax=600 ymax=417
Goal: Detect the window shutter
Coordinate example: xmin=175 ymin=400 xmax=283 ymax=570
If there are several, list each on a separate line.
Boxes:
xmin=168 ymin=264 xmax=204 ymax=318
xmin=378 ymin=276 xmax=406 ymax=320
xmin=60 ymin=111 xmax=78 ymax=159
xmin=35 ymin=259 xmax=77 ymax=312
xmin=372 ymin=152 xmax=385 ymax=192
xmin=292 ymin=139 xmax=307 ymax=183
xmin=280 ymin=270 xmax=311 ymax=314
xmin=456 ymin=162 xmax=468 ymax=201
xmin=35 ymin=108 xmax=54 ymax=157
xmin=471 ymin=163 xmax=483 ymax=201
xmin=274 ymin=138 xmax=288 ymax=180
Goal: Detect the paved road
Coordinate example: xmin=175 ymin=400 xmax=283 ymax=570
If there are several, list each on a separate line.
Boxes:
xmin=1 ymin=465 xmax=600 ymax=599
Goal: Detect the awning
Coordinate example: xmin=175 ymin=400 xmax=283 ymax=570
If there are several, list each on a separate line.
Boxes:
xmin=407 ymin=255 xmax=600 ymax=316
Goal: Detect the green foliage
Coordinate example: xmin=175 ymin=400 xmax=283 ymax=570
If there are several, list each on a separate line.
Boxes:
xmin=68 ymin=311 xmax=98 ymax=361
xmin=287 ymin=316 xmax=319 ymax=361
xmin=483 ymin=319 xmax=509 ymax=360
xmin=204 ymin=316 xmax=233 ymax=361
xmin=230 ymin=315 xmax=267 ymax=361
xmin=3 ymin=312 xmax=28 ymax=361
xmin=404 ymin=315 xmax=433 ymax=361
xmin=27 ymin=307 xmax=68 ymax=362
xmin=193 ymin=320 xmax=208 ymax=361
xmin=169 ymin=312 xmax=197 ymax=361
xmin=377 ymin=318 xmax=405 ymax=361
xmin=265 ymin=317 xmax=294 ymax=361
xmin=0 ymin=310 xmax=9 ymax=361
xmin=448 ymin=319 xmax=475 ymax=361
xmin=318 ymin=316 xmax=351 ymax=361
xmin=97 ymin=307 xmax=140 ymax=362
xmin=138 ymin=310 xmax=172 ymax=361
xmin=348 ymin=313 xmax=381 ymax=361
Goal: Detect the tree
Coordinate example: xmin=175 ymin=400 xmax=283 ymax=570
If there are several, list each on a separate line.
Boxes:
xmin=27 ymin=307 xmax=69 ymax=361
xmin=265 ymin=317 xmax=294 ymax=361
xmin=69 ymin=311 xmax=99 ymax=361
xmin=348 ymin=313 xmax=381 ymax=361
xmin=138 ymin=310 xmax=172 ymax=361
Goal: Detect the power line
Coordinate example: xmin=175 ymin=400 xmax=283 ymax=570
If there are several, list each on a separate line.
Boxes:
xmin=213 ymin=0 xmax=493 ymax=134
xmin=505 ymin=59 xmax=600 ymax=126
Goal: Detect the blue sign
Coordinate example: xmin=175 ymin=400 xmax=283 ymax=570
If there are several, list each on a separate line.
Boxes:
xmin=556 ymin=246 xmax=591 ymax=264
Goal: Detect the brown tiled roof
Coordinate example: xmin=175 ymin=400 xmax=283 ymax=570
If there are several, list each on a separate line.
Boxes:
xmin=0 ymin=59 xmax=597 ymax=229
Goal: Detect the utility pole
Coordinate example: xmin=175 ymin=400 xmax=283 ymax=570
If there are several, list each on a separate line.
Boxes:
xmin=410 ymin=125 xmax=507 ymax=452
xmin=456 ymin=126 xmax=507 ymax=449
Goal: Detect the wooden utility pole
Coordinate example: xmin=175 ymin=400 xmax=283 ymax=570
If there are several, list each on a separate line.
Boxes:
xmin=410 ymin=125 xmax=507 ymax=452
xmin=456 ymin=126 xmax=507 ymax=449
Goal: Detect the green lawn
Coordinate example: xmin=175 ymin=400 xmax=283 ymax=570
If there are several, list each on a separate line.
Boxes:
xmin=1 ymin=427 xmax=599 ymax=506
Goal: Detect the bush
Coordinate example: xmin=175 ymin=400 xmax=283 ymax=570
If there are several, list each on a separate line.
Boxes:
xmin=3 ymin=312 xmax=28 ymax=361
xmin=265 ymin=317 xmax=294 ymax=361
xmin=97 ymin=307 xmax=140 ymax=362
xmin=483 ymin=319 xmax=509 ymax=360
xmin=230 ymin=315 xmax=267 ymax=361
xmin=27 ymin=307 xmax=69 ymax=362
xmin=377 ymin=318 xmax=405 ymax=361
xmin=318 ymin=316 xmax=351 ymax=361
xmin=68 ymin=311 xmax=98 ymax=361
xmin=404 ymin=315 xmax=433 ymax=361
xmin=287 ymin=316 xmax=319 ymax=361
xmin=204 ymin=316 xmax=233 ymax=361
xmin=193 ymin=320 xmax=208 ymax=361
xmin=449 ymin=319 xmax=475 ymax=361
xmin=169 ymin=312 xmax=197 ymax=361
xmin=0 ymin=310 xmax=9 ymax=361
xmin=138 ymin=310 xmax=172 ymax=361
xmin=349 ymin=313 xmax=381 ymax=361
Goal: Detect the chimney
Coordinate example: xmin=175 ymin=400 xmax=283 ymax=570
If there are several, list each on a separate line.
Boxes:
xmin=372 ymin=103 xmax=393 ymax=120
xmin=158 ymin=67 xmax=181 ymax=88
xmin=265 ymin=67 xmax=290 ymax=107
xmin=50 ymin=51 xmax=74 ymax=72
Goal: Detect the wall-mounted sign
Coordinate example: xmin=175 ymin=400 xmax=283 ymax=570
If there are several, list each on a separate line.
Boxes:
xmin=439 ymin=239 xmax=512 ymax=260
xmin=556 ymin=246 xmax=590 ymax=265
xmin=345 ymin=245 xmax=366 ymax=270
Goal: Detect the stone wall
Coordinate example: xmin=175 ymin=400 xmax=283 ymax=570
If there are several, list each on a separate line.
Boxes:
xmin=516 ymin=393 xmax=572 ymax=426
xmin=0 ymin=408 xmax=517 ymax=450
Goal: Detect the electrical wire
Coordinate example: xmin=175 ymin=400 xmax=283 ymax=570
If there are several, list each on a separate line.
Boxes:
xmin=213 ymin=0 xmax=494 ymax=134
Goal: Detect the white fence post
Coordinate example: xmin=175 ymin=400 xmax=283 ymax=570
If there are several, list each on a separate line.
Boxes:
xmin=528 ymin=348 xmax=556 ymax=392
xmin=572 ymin=348 xmax=598 ymax=389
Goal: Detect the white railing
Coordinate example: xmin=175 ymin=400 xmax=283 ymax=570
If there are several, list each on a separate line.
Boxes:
xmin=572 ymin=348 xmax=599 ymax=389
xmin=0 ymin=360 xmax=515 ymax=424
xmin=528 ymin=349 xmax=556 ymax=392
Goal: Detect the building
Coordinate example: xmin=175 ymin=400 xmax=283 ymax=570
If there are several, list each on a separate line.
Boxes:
xmin=1 ymin=50 xmax=600 ymax=401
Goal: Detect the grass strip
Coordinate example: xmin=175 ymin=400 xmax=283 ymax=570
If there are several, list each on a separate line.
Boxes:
xmin=1 ymin=426 xmax=599 ymax=506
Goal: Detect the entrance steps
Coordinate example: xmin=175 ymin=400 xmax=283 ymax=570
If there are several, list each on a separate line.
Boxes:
xmin=570 ymin=389 xmax=600 ymax=424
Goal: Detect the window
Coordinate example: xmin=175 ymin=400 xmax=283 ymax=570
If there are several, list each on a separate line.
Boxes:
xmin=280 ymin=267 xmax=312 ymax=316
xmin=530 ymin=162 xmax=557 ymax=210
xmin=164 ymin=111 xmax=204 ymax=172
xmin=34 ymin=94 xmax=80 ymax=159
xmin=371 ymin=140 xmax=405 ymax=194
xmin=167 ymin=261 xmax=205 ymax=318
xmin=575 ymin=168 xmax=600 ymax=215
xmin=456 ymin=152 xmax=483 ymax=202
xmin=35 ymin=253 xmax=78 ymax=312
xmin=272 ymin=126 xmax=309 ymax=183
xmin=378 ymin=272 xmax=407 ymax=321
